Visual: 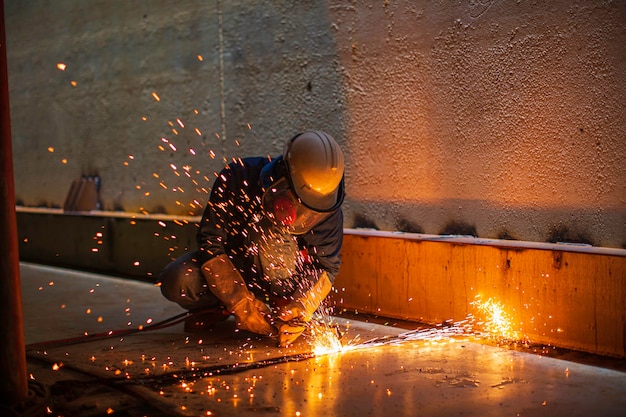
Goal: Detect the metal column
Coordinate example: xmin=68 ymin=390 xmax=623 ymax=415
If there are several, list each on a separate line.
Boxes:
xmin=0 ymin=0 xmax=29 ymax=406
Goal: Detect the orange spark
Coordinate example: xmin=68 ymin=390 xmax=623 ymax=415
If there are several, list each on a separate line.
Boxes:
xmin=471 ymin=296 xmax=520 ymax=341
xmin=311 ymin=322 xmax=345 ymax=356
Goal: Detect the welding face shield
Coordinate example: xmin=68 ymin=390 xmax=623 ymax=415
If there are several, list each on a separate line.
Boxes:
xmin=262 ymin=176 xmax=339 ymax=235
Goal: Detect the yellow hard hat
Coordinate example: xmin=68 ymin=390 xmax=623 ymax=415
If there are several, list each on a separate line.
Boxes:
xmin=283 ymin=131 xmax=345 ymax=212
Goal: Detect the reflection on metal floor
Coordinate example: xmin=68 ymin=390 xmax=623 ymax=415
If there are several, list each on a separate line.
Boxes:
xmin=21 ymin=262 xmax=626 ymax=416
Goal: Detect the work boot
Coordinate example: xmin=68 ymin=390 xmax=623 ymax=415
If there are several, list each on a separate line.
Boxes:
xmin=184 ymin=307 xmax=230 ymax=332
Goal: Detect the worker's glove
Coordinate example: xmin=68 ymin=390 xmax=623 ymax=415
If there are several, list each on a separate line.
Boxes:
xmin=276 ymin=271 xmax=333 ymax=347
xmin=202 ymin=254 xmax=277 ymax=336
xmin=230 ymin=295 xmax=276 ymax=335
xmin=277 ymin=320 xmax=307 ymax=348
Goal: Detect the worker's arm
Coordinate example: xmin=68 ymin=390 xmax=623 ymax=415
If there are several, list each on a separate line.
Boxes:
xmin=202 ymin=254 xmax=276 ymax=336
xmin=196 ymin=159 xmax=265 ymax=263
xmin=195 ymin=167 xmax=234 ymax=263
xmin=302 ymin=208 xmax=343 ymax=280
xmin=196 ymin=160 xmax=276 ymax=336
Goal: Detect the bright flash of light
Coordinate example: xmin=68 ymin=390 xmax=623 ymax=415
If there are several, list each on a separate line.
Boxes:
xmin=310 ymin=324 xmax=344 ymax=356
xmin=471 ymin=296 xmax=520 ymax=342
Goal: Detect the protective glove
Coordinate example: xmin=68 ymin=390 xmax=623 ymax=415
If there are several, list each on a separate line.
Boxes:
xmin=230 ymin=295 xmax=276 ymax=335
xmin=277 ymin=271 xmax=333 ymax=347
xmin=202 ymin=254 xmax=277 ymax=336
xmin=277 ymin=321 xmax=307 ymax=348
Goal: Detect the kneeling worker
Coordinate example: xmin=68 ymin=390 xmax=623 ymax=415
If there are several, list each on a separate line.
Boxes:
xmin=158 ymin=131 xmax=345 ymax=347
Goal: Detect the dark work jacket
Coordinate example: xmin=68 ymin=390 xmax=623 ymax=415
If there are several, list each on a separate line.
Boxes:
xmin=196 ymin=156 xmax=343 ymax=299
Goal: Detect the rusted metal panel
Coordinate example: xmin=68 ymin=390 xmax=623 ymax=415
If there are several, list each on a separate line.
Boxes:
xmin=332 ymin=231 xmax=626 ymax=357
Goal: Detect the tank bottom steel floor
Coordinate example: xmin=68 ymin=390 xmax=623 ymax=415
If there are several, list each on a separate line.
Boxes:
xmin=19 ymin=262 xmax=626 ymax=417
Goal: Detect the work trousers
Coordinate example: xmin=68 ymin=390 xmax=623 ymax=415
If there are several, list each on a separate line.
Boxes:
xmin=158 ymin=251 xmax=221 ymax=311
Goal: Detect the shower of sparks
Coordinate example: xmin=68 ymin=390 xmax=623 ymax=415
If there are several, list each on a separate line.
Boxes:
xmin=309 ymin=296 xmax=527 ymax=357
xmin=310 ymin=321 xmax=345 ymax=356
xmin=470 ymin=295 xmax=522 ymax=342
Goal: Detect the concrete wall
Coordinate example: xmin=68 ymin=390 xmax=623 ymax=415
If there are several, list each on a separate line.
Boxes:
xmin=5 ymin=1 xmax=625 ymax=248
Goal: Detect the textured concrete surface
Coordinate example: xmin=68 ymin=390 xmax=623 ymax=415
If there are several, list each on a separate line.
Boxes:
xmin=21 ymin=262 xmax=626 ymax=416
xmin=5 ymin=1 xmax=625 ymax=248
xmin=334 ymin=0 xmax=626 ymax=247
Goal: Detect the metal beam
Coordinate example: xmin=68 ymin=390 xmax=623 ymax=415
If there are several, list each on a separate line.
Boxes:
xmin=0 ymin=0 xmax=29 ymax=406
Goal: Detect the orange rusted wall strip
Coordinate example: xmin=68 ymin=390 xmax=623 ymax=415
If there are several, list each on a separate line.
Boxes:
xmin=332 ymin=230 xmax=626 ymax=358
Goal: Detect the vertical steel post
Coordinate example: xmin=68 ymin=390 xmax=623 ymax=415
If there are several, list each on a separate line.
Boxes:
xmin=0 ymin=0 xmax=29 ymax=406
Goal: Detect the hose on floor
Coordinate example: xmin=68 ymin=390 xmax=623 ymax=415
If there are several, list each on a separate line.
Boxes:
xmin=25 ymin=310 xmax=194 ymax=351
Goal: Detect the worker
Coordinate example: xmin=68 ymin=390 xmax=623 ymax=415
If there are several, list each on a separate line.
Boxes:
xmin=158 ymin=131 xmax=345 ymax=347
